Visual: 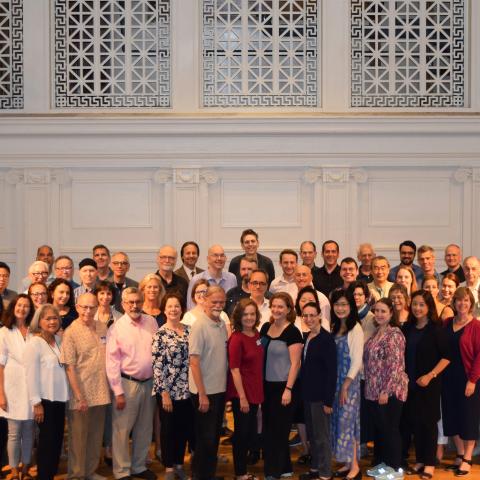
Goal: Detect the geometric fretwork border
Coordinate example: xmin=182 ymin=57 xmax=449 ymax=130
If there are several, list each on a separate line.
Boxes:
xmin=0 ymin=0 xmax=24 ymax=109
xmin=351 ymin=0 xmax=465 ymax=107
xmin=53 ymin=0 xmax=170 ymax=108
xmin=203 ymin=0 xmax=319 ymax=108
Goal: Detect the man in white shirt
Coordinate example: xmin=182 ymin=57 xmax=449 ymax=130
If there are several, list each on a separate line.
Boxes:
xmin=249 ymin=269 xmax=271 ymax=327
xmin=174 ymin=241 xmax=204 ymax=282
xmin=463 ymin=256 xmax=480 ymax=305
xmin=269 ymin=249 xmax=298 ymax=298
xmin=368 ymin=256 xmax=394 ymax=301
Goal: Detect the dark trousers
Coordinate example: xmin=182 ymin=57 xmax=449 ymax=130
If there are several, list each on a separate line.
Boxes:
xmin=263 ymin=381 xmax=293 ymax=478
xmin=37 ymin=399 xmax=66 ymax=480
xmin=158 ymin=396 xmax=194 ymax=468
xmin=191 ymin=392 xmax=225 ymax=480
xmin=231 ymin=398 xmax=259 ymax=476
xmin=368 ymin=397 xmax=403 ymax=471
xmin=0 ymin=417 xmax=7 ymax=467
xmin=414 ymin=416 xmax=437 ymax=466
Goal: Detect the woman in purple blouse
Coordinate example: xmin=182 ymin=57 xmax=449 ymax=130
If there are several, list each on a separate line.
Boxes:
xmin=363 ymin=298 xmax=408 ymax=476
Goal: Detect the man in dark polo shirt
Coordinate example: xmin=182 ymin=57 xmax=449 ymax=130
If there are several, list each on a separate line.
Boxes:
xmin=316 ymin=240 xmax=342 ymax=297
xmin=155 ymin=245 xmax=188 ymax=303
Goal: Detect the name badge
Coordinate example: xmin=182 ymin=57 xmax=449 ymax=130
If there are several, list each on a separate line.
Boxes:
xmin=256 ymin=339 xmax=262 ymax=346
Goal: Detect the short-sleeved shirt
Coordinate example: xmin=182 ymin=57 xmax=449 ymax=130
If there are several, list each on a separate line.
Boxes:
xmin=60 ymin=320 xmax=110 ymax=409
xmin=188 ymin=312 xmax=228 ymax=395
xmin=260 ymin=322 xmax=303 ymax=382
xmin=226 ymin=331 xmax=264 ymax=404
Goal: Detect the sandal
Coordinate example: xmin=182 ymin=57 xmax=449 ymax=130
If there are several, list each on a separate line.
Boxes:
xmin=446 ymin=455 xmax=464 ymax=471
xmin=455 ymin=458 xmax=472 ymax=477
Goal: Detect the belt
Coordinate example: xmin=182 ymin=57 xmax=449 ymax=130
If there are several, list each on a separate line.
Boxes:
xmin=121 ymin=372 xmax=151 ymax=383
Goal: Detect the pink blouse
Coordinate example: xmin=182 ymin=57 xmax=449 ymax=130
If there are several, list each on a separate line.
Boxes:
xmin=363 ymin=325 xmax=408 ymax=402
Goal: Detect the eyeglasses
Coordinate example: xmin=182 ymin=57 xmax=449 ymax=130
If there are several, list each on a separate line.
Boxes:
xmin=31 ymin=292 xmax=47 ymax=297
xmin=158 ymin=256 xmax=176 ymax=261
xmin=301 ymin=313 xmax=319 ymax=319
xmin=124 ymin=300 xmax=143 ymax=306
xmin=195 ymin=289 xmax=208 ymax=296
xmin=32 ymin=271 xmax=48 ymax=277
xmin=249 ymin=281 xmax=267 ymax=287
xmin=78 ymin=305 xmax=96 ymax=310
xmin=210 ymin=254 xmax=226 ymax=259
xmin=112 ymin=261 xmax=129 ymax=266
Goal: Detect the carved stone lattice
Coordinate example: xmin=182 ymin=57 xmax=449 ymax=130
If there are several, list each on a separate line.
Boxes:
xmin=351 ymin=0 xmax=465 ymax=108
xmin=53 ymin=0 xmax=170 ymax=108
xmin=203 ymin=0 xmax=318 ymax=107
xmin=0 ymin=0 xmax=23 ymax=109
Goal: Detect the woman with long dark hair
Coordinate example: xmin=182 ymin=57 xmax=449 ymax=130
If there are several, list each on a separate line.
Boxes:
xmin=403 ymin=290 xmax=450 ymax=479
xmin=329 ymin=289 xmax=363 ymax=480
xmin=48 ymin=278 xmax=78 ymax=331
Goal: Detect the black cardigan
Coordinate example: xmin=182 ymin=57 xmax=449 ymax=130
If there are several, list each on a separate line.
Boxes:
xmin=404 ymin=321 xmax=450 ymax=423
xmin=300 ymin=327 xmax=337 ymax=407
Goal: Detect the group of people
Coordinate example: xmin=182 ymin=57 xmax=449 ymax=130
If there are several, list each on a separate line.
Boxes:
xmin=0 ymin=232 xmax=478 ymax=480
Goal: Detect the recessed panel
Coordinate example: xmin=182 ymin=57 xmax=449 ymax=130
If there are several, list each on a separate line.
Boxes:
xmin=369 ymin=180 xmax=450 ymax=227
xmin=71 ymin=181 xmax=151 ymax=229
xmin=221 ymin=180 xmax=300 ymax=227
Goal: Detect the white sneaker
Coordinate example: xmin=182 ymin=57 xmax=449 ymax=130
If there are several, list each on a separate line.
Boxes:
xmin=367 ymin=464 xmax=394 ymax=477
xmin=375 ymin=469 xmax=404 ymax=480
xmin=280 ymin=473 xmax=293 ymax=478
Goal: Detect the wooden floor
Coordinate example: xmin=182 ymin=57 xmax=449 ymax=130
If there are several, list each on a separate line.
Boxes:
xmin=57 ymin=412 xmax=480 ymax=480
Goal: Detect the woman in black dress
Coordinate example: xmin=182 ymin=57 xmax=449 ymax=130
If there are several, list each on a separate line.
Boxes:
xmin=442 ymin=287 xmax=480 ymax=476
xmin=403 ymin=290 xmax=450 ymax=479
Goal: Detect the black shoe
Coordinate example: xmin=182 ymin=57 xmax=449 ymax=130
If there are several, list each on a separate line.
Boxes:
xmin=455 ymin=458 xmax=473 ymax=476
xmin=446 ymin=455 xmax=464 ymax=471
xmin=297 ymin=454 xmax=312 ymax=465
xmin=247 ymin=451 xmax=260 ymax=466
xmin=289 ymin=433 xmax=302 ymax=447
xmin=300 ymin=472 xmax=320 ymax=480
xmin=131 ymin=470 xmax=157 ymax=480
xmin=333 ymin=470 xmax=349 ymax=479
xmin=104 ymin=456 xmax=113 ymax=467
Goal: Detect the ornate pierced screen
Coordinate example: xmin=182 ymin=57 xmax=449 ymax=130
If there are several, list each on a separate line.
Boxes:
xmin=0 ymin=0 xmax=23 ymax=109
xmin=202 ymin=0 xmax=318 ymax=108
xmin=351 ymin=0 xmax=465 ymax=107
xmin=53 ymin=0 xmax=170 ymax=108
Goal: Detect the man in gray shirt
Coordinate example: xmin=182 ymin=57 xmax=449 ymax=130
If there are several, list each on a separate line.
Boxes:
xmin=189 ymin=285 xmax=228 ymax=480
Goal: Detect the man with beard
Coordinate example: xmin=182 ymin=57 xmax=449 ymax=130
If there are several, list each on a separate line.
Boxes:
xmin=155 ymin=245 xmax=188 ymax=302
xmin=388 ymin=240 xmax=423 ymax=284
xmin=225 ymin=257 xmax=257 ymax=316
xmin=106 ymin=288 xmax=158 ymax=480
xmin=189 ymin=286 xmax=228 ymax=480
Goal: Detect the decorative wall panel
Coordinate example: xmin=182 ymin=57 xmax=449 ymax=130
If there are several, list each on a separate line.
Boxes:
xmin=351 ymin=0 xmax=465 ymax=107
xmin=0 ymin=0 xmax=23 ymax=109
xmin=203 ymin=0 xmax=318 ymax=107
xmin=53 ymin=0 xmax=170 ymax=108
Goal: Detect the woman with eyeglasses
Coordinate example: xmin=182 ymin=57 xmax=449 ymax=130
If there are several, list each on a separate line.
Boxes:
xmin=330 ymin=289 xmax=363 ymax=480
xmin=0 ymin=294 xmax=35 ymax=480
xmin=28 ymin=282 xmax=48 ymax=311
xmin=300 ymin=302 xmax=337 ymax=480
xmin=48 ymin=278 xmax=78 ymax=331
xmin=24 ymin=303 xmax=68 ymax=480
xmin=388 ymin=284 xmax=410 ymax=331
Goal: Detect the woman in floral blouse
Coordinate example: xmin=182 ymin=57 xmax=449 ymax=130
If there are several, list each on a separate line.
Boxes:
xmin=363 ymin=297 xmax=408 ymax=475
xmin=152 ymin=292 xmax=193 ymax=480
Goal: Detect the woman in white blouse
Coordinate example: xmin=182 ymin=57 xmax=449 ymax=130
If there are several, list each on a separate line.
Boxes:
xmin=24 ymin=304 xmax=68 ymax=480
xmin=0 ymin=294 xmax=35 ymax=480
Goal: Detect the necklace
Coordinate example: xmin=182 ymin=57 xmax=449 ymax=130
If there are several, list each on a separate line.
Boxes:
xmin=40 ymin=334 xmax=63 ymax=368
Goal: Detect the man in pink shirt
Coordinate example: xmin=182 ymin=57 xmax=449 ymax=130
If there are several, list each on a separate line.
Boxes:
xmin=106 ymin=287 xmax=158 ymax=480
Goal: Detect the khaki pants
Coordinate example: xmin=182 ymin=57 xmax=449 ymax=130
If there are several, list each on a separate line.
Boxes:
xmin=112 ymin=378 xmax=155 ymax=479
xmin=68 ymin=405 xmax=106 ymax=479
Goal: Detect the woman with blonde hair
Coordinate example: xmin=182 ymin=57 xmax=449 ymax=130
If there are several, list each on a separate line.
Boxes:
xmin=395 ymin=266 xmax=418 ymax=297
xmin=139 ymin=273 xmax=166 ymax=327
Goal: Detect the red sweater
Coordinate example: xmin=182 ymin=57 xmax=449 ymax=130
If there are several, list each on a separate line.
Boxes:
xmin=445 ymin=318 xmax=480 ymax=383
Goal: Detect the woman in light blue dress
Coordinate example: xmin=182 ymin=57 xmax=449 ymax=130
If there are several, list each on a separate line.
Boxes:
xmin=330 ymin=289 xmax=364 ymax=480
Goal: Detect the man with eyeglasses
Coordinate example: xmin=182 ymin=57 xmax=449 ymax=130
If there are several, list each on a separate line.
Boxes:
xmin=186 ymin=244 xmax=237 ymax=309
xmin=110 ymin=252 xmax=138 ymax=313
xmin=155 ymin=245 xmax=188 ymax=302
xmin=106 ymin=287 xmax=158 ymax=480
xmin=368 ymin=256 xmax=394 ymax=302
xmin=0 ymin=262 xmax=17 ymax=308
xmin=21 ymin=246 xmax=56 ymax=290
xmin=387 ymin=240 xmax=423 ymax=285
xmin=248 ymin=269 xmax=271 ymax=327
xmin=225 ymin=257 xmax=257 ymax=316
xmin=54 ymin=255 xmax=79 ymax=289
xmin=61 ymin=293 xmax=109 ymax=480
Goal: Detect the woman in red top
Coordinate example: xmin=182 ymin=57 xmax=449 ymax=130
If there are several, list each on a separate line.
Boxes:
xmin=442 ymin=287 xmax=480 ymax=476
xmin=227 ymin=298 xmax=264 ymax=480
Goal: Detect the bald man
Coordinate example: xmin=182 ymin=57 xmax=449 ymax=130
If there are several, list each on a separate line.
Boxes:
xmin=186 ymin=245 xmax=237 ymax=309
